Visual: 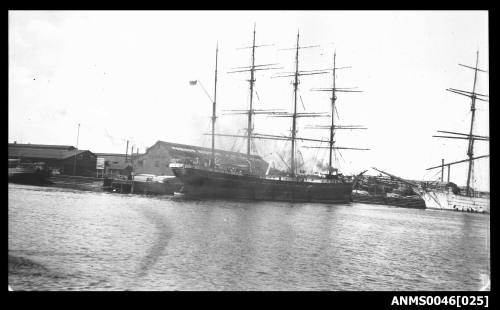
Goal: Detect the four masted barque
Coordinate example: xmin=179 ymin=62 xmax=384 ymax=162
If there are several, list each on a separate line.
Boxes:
xmin=171 ymin=26 xmax=368 ymax=203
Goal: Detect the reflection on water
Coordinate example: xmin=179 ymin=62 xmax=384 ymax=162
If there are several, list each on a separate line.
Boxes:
xmin=8 ymin=184 xmax=490 ymax=291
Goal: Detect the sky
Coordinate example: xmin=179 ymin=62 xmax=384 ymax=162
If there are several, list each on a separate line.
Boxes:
xmin=8 ymin=10 xmax=489 ymax=190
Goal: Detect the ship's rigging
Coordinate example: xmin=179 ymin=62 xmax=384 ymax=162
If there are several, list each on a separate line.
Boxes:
xmin=426 ymin=51 xmax=489 ymax=196
xmin=303 ymin=50 xmax=369 ymax=176
xmin=205 ymin=26 xmax=367 ymax=178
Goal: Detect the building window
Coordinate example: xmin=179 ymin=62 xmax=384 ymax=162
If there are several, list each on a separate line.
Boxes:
xmin=138 ymin=160 xmax=144 ymax=167
xmin=154 ymin=161 xmax=159 ymax=167
xmin=77 ymin=155 xmax=83 ymax=160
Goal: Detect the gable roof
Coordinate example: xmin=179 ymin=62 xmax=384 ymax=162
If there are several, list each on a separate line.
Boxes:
xmin=151 ymin=141 xmax=266 ymax=162
xmin=95 ymin=153 xmax=143 ymax=159
xmin=95 ymin=153 xmax=128 ymax=157
xmin=8 ymin=143 xmax=76 ymax=150
xmin=9 ymin=144 xmax=93 ymax=160
xmin=108 ymin=162 xmax=133 ymax=170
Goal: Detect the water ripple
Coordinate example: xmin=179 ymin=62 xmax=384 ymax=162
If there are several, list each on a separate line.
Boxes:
xmin=134 ymin=207 xmax=172 ymax=278
xmin=8 ymin=183 xmax=490 ymax=291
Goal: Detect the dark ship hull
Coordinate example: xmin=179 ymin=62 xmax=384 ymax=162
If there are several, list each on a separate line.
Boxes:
xmin=171 ymin=165 xmax=353 ymax=203
xmin=8 ymin=168 xmax=50 ymax=186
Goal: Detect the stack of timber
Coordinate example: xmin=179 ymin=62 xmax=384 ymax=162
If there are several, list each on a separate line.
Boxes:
xmin=352 ymin=175 xmax=425 ymax=209
xmin=352 ymin=192 xmax=425 ymax=209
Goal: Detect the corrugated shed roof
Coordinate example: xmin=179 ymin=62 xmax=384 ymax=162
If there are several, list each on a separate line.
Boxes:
xmin=9 ymin=145 xmax=90 ymax=160
xmin=95 ymin=153 xmax=143 ymax=160
xmin=154 ymin=141 xmax=265 ymax=161
xmin=95 ymin=154 xmax=127 ymax=163
xmin=108 ymin=162 xmax=133 ymax=170
xmin=8 ymin=143 xmax=75 ymax=150
xmin=95 ymin=153 xmax=128 ymax=157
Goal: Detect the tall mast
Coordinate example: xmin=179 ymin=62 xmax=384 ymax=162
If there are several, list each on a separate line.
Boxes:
xmin=211 ymin=43 xmax=219 ymax=168
xmin=247 ymin=25 xmax=257 ymax=158
xmin=465 ymin=51 xmax=479 ymax=195
xmin=290 ymin=31 xmax=300 ymax=177
xmin=428 ymin=51 xmax=489 ymax=192
xmin=329 ymin=51 xmax=336 ymax=175
xmin=217 ymin=28 xmax=333 ymax=171
xmin=224 ymin=25 xmax=280 ymax=164
xmin=308 ymin=51 xmax=367 ymax=176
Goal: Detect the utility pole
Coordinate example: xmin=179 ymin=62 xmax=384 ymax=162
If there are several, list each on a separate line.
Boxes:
xmin=125 ymin=140 xmax=129 ymax=163
xmin=73 ymin=123 xmax=80 ymax=176
xmin=130 ymin=145 xmax=135 ymax=192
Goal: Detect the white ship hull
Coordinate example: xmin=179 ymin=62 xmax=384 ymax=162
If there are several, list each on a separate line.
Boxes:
xmin=418 ymin=189 xmax=489 ymax=214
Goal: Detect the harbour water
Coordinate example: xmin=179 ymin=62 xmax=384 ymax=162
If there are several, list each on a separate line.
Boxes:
xmin=8 ymin=183 xmax=490 ymax=291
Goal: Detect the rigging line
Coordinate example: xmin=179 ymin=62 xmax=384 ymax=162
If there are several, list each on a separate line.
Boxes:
xmin=276 ymin=149 xmax=290 ymax=170
xmin=251 ymin=138 xmax=260 ymax=157
xmin=300 ymin=95 xmax=306 ymax=111
xmin=253 ymin=85 xmax=262 ymax=103
xmin=337 ymin=149 xmax=347 ymax=171
xmin=460 ymin=110 xmax=472 ymax=123
xmin=318 ymin=146 xmax=328 ymax=172
xmin=201 ymin=118 xmax=213 ymax=148
xmin=311 ymin=140 xmax=321 ymax=169
xmin=335 ymin=105 xmax=341 ymax=121
xmin=229 ymin=129 xmax=242 ymax=152
xmin=255 ymin=90 xmax=261 ymax=103
xmin=431 ymin=169 xmax=441 ymax=182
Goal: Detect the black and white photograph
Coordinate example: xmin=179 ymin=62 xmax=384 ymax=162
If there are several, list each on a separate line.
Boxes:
xmin=8 ymin=10 xmax=490 ymax=293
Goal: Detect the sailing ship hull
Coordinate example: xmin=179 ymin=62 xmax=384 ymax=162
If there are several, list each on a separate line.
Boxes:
xmin=171 ymin=166 xmax=353 ymax=203
xmin=418 ymin=189 xmax=489 ymax=214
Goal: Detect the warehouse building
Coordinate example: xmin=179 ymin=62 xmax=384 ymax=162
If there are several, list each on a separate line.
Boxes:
xmin=94 ymin=153 xmax=139 ymax=178
xmin=133 ymin=141 xmax=269 ymax=176
xmin=8 ymin=143 xmax=97 ymax=177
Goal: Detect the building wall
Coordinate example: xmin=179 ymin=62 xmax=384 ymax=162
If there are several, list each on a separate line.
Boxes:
xmin=133 ymin=142 xmax=270 ymax=177
xmin=61 ymin=152 xmax=97 ymax=176
xmin=8 ymin=144 xmax=97 ymax=177
xmin=134 ymin=144 xmax=173 ymax=176
xmin=9 ymin=152 xmax=96 ymax=177
xmin=95 ymin=154 xmax=134 ymax=178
